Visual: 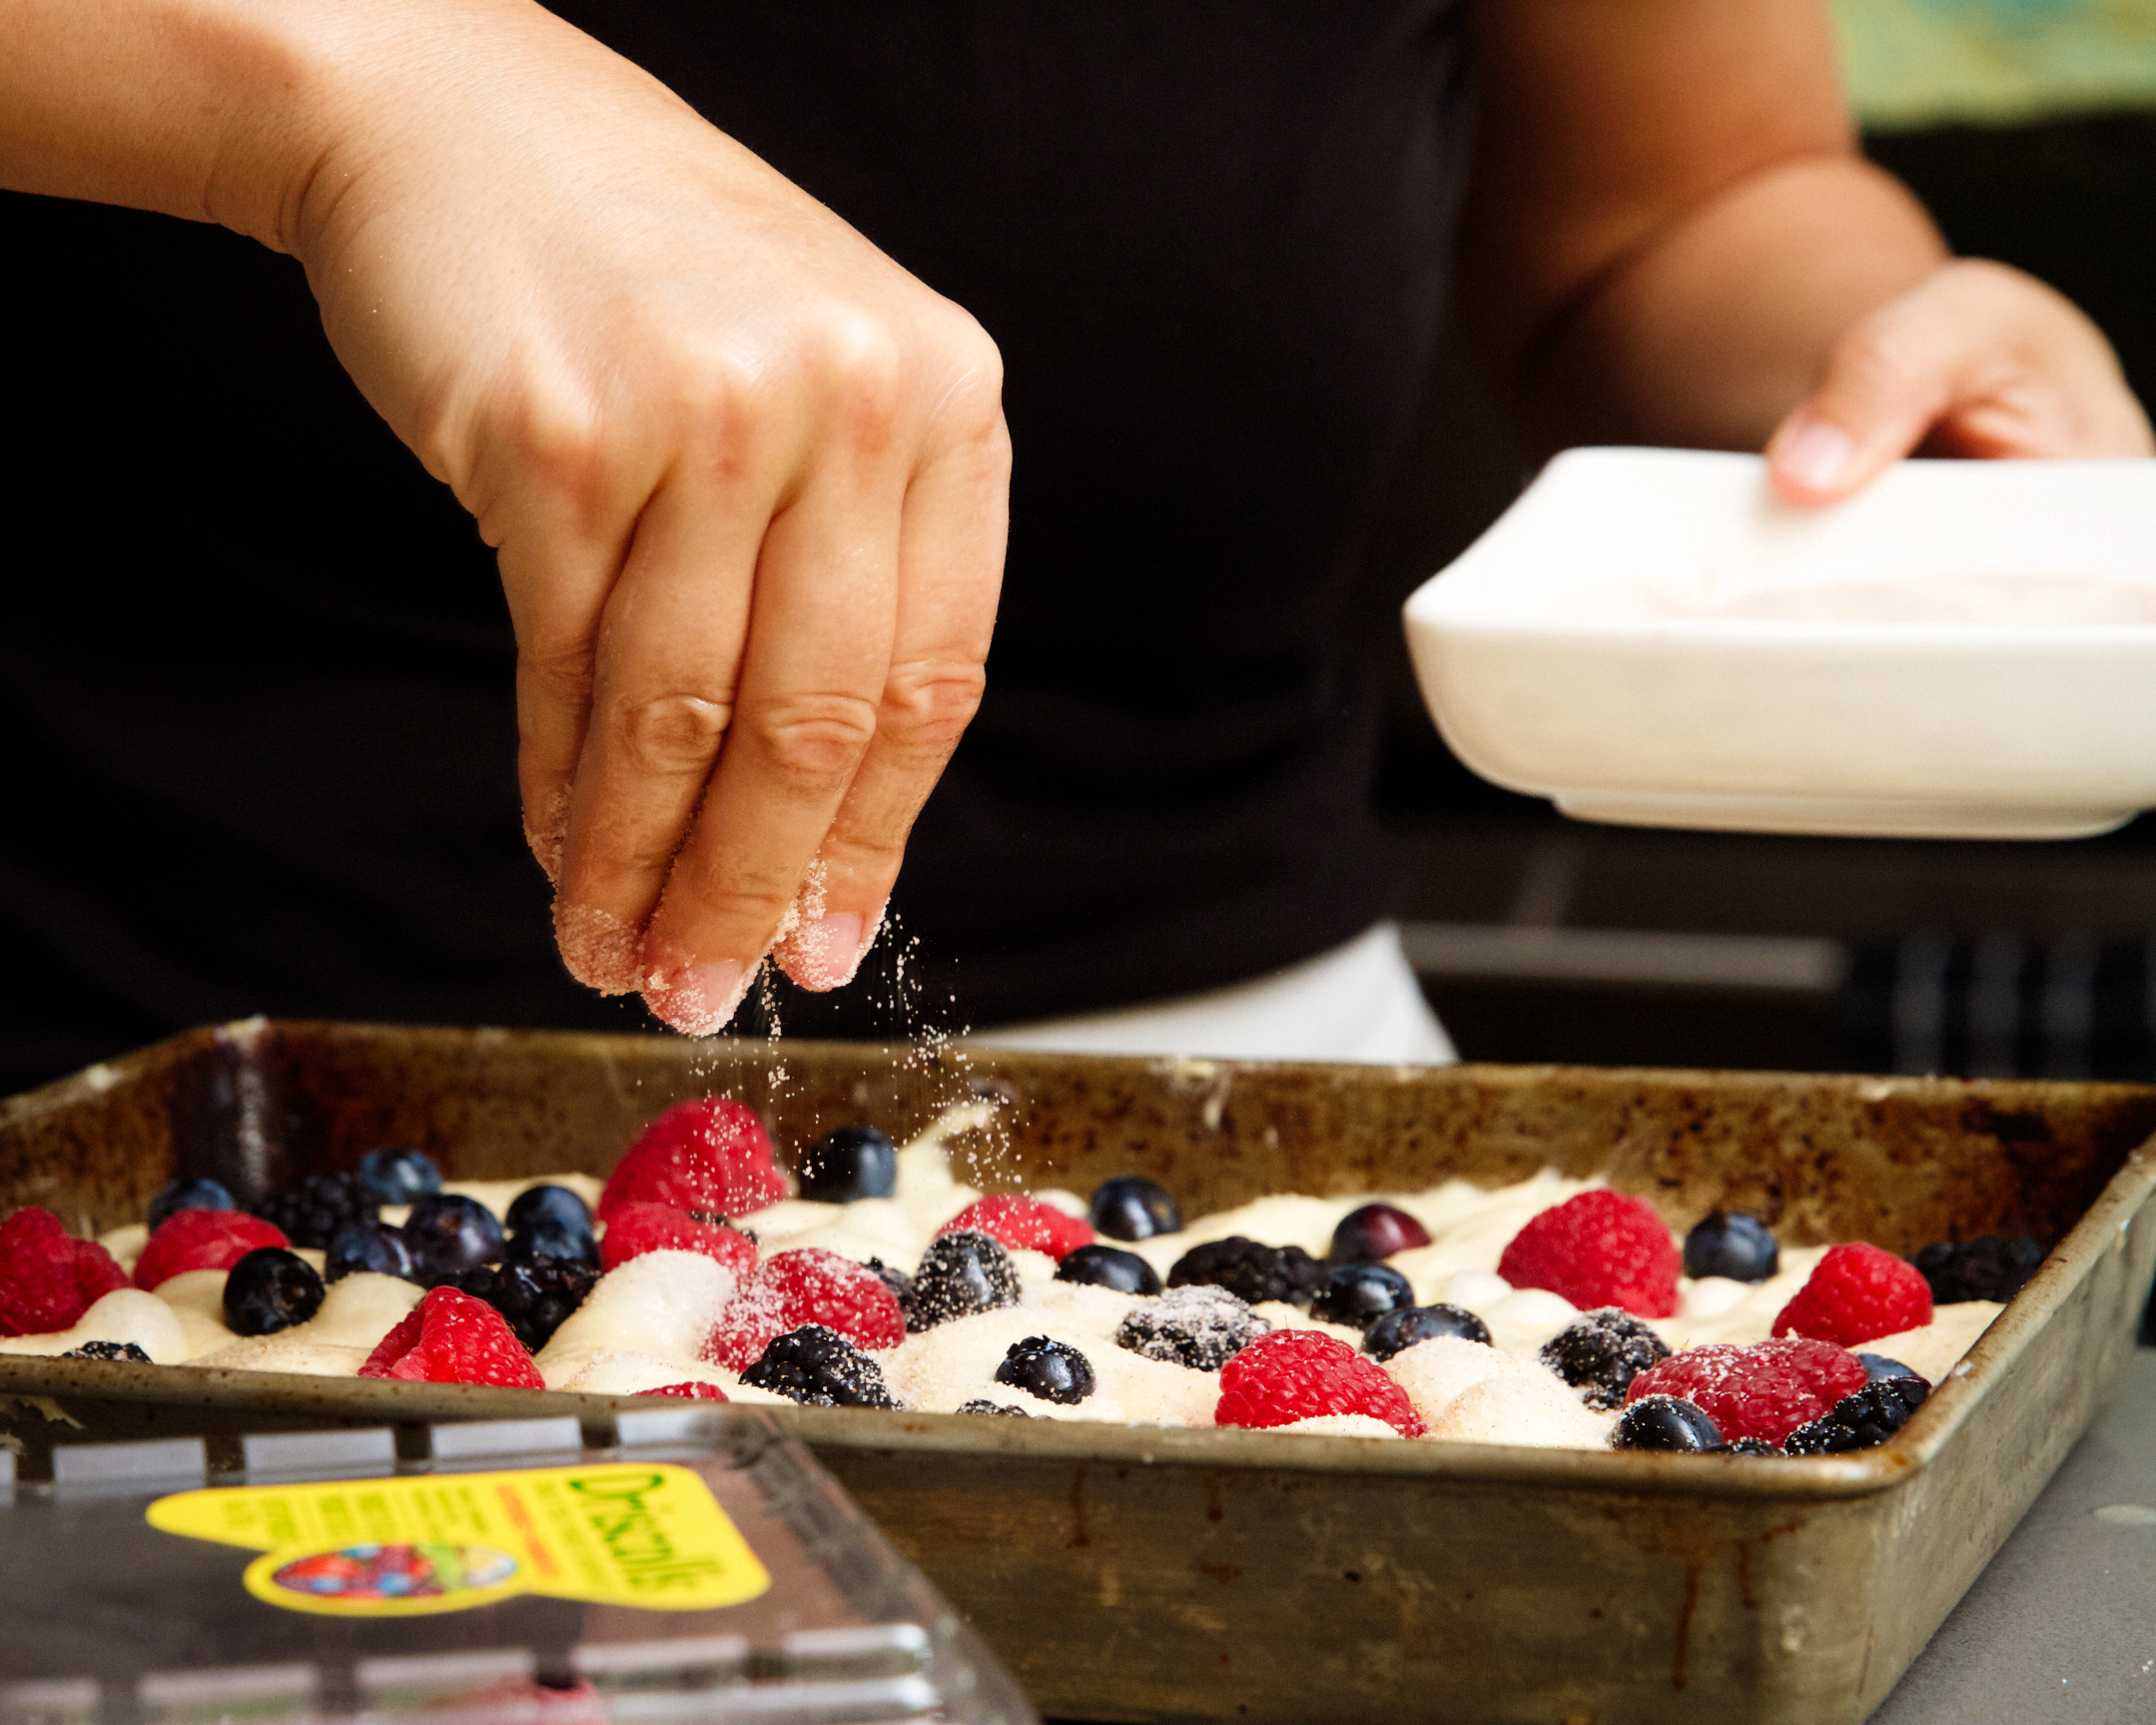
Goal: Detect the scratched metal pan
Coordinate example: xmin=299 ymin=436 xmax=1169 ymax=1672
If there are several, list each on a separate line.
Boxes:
xmin=2 ymin=1021 xmax=2153 ymax=1724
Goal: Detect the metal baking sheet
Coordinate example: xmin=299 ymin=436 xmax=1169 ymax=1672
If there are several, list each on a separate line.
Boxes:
xmin=3 ymin=1019 xmax=2154 ymax=1724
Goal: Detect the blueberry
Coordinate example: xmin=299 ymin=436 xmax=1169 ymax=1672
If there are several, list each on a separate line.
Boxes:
xmin=1682 ymin=1212 xmax=1780 ymax=1283
xmin=1165 ymin=1237 xmax=1326 ymax=1307
xmin=1116 ymin=1287 xmax=1268 ymax=1371
xmin=357 ymin=1147 xmax=443 ymax=1206
xmin=1363 ymin=1302 xmax=1491 ymax=1360
xmin=1855 ymin=1351 xmax=1925 ymax=1385
xmin=456 ymin=1259 xmax=597 ymax=1351
xmin=795 ymin=1125 xmax=898 ymax=1203
xmin=1784 ymin=1377 xmax=1929 ymax=1454
xmin=741 ymin=1324 xmax=897 ymax=1407
xmin=1055 ymin=1243 xmax=1163 ymax=1295
xmin=325 ymin=1222 xmax=414 ymax=1284
xmin=958 ymin=1399 xmax=1033 ymax=1417
xmin=1613 ymin=1395 xmax=1724 ymax=1452
xmin=402 ymin=1193 xmax=505 ymax=1285
xmin=506 ymin=1218 xmax=598 ymax=1269
xmin=1308 ymin=1263 xmax=1416 ymax=1330
xmin=1909 ymin=1235 xmax=2045 ymax=1304
xmin=1087 ymin=1177 xmax=1182 ymax=1243
xmin=504 ymin=1184 xmax=592 ymax=1237
xmin=908 ymin=1231 xmax=1023 ymax=1331
xmin=994 ymin=1335 xmax=1095 ymax=1405
xmin=1540 ymin=1308 xmax=1674 ymax=1410
xmin=1327 ymin=1203 xmax=1431 ymax=1264
xmin=223 ymin=1248 xmax=326 ymax=1336
xmin=60 ymin=1340 xmax=152 ymax=1362
xmin=1720 ymin=1436 xmax=1784 ymax=1456
xmin=147 ymin=1177 xmax=235 ymax=1236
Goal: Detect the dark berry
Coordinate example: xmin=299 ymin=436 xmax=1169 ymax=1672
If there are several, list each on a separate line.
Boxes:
xmin=1308 ymin=1263 xmax=1416 ymax=1330
xmin=325 ymin=1222 xmax=415 ymax=1284
xmin=504 ymin=1184 xmax=592 ymax=1238
xmin=739 ymin=1324 xmax=897 ymax=1407
xmin=1855 ymin=1351 xmax=1925 ymax=1385
xmin=1682 ymin=1212 xmax=1781 ymax=1284
xmin=455 ymin=1259 xmax=597 ymax=1352
xmin=505 ymin=1218 xmax=599 ymax=1270
xmin=1087 ymin=1177 xmax=1181 ymax=1243
xmin=1363 ymin=1302 xmax=1491 ymax=1360
xmin=1613 ymin=1395 xmax=1724 ymax=1451
xmin=1166 ymin=1237 xmax=1326 ymax=1307
xmin=147 ymin=1177 xmax=235 ymax=1237
xmin=1055 ymin=1243 xmax=1162 ymax=1295
xmin=995 ymin=1335 xmax=1095 ymax=1404
xmin=958 ymin=1399 xmax=1033 ymax=1417
xmin=1328 ymin=1204 xmax=1432 ymax=1264
xmin=1784 ymin=1377 xmax=1929 ymax=1454
xmin=402 ymin=1194 xmax=506 ymax=1286
xmin=357 ymin=1148 xmax=443 ymax=1206
xmin=1540 ymin=1307 xmax=1674 ymax=1410
xmin=60 ymin=1340 xmax=152 ymax=1362
xmin=795 ymin=1125 xmax=898 ymax=1203
xmin=223 ymin=1248 xmax=327 ymax=1336
xmin=1721 ymin=1436 xmax=1784 ymax=1456
xmin=907 ymin=1231 xmax=1023 ymax=1331
xmin=865 ymin=1257 xmax=914 ymax=1307
xmin=251 ymin=1172 xmax=378 ymax=1250
xmin=1909 ymin=1235 xmax=2045 ymax=1304
xmin=1116 ymin=1286 xmax=1268 ymax=1371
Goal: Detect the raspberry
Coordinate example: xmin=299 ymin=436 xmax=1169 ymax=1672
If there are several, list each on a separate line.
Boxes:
xmin=598 ymin=1202 xmax=758 ymax=1277
xmin=940 ymin=1195 xmax=1094 ymax=1261
xmin=1773 ymin=1242 xmax=1932 ymax=1348
xmin=1496 ymin=1191 xmax=1681 ymax=1318
xmin=1213 ymin=1328 xmax=1424 ymax=1436
xmin=133 ymin=1208 xmax=288 ymax=1292
xmin=0 ymin=1208 xmax=127 ymax=1337
xmin=1627 ymin=1337 xmax=1867 ymax=1445
xmin=598 ymin=1098 xmax=785 ymax=1223
xmin=357 ymin=1287 xmax=545 ymax=1388
xmin=644 ymin=1380 xmax=729 ymax=1400
xmin=706 ymin=1248 xmax=905 ymax=1370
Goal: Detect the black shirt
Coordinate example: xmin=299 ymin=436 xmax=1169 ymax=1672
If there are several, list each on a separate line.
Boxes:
xmin=0 ymin=0 xmax=1474 ymax=1092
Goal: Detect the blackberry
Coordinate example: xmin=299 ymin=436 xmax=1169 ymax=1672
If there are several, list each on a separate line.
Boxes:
xmin=1784 ymin=1377 xmax=1929 ymax=1455
xmin=1055 ymin=1243 xmax=1162 ymax=1295
xmin=455 ymin=1258 xmax=597 ymax=1351
xmin=740 ymin=1324 xmax=898 ymax=1407
xmin=223 ymin=1248 xmax=327 ymax=1336
xmin=146 ymin=1177 xmax=235 ymax=1237
xmin=1363 ymin=1302 xmax=1491 ymax=1360
xmin=1165 ymin=1236 xmax=1326 ymax=1307
xmin=1909 ymin=1235 xmax=2045 ymax=1304
xmin=795 ymin=1125 xmax=899 ymax=1202
xmin=1539 ymin=1307 xmax=1673 ymax=1410
xmin=1116 ymin=1286 xmax=1268 ymax=1371
xmin=907 ymin=1231 xmax=1022 ymax=1332
xmin=356 ymin=1148 xmax=442 ymax=1206
xmin=1612 ymin=1395 xmax=1723 ymax=1452
xmin=325 ymin=1221 xmax=415 ymax=1284
xmin=251 ymin=1172 xmax=378 ymax=1250
xmin=1087 ymin=1176 xmax=1181 ymax=1242
xmin=60 ymin=1340 xmax=152 ymax=1362
xmin=1327 ymin=1204 xmax=1431 ymax=1264
xmin=958 ymin=1399 xmax=1033 ymax=1417
xmin=1682 ymin=1212 xmax=1780 ymax=1284
xmin=994 ymin=1335 xmax=1095 ymax=1405
xmin=865 ymin=1257 xmax=914 ymax=1310
xmin=403 ymin=1193 xmax=506 ymax=1285
xmin=1308 ymin=1263 xmax=1415 ymax=1330
xmin=1721 ymin=1437 xmax=1784 ymax=1456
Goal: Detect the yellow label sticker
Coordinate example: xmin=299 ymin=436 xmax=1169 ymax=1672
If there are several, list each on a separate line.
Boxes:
xmin=146 ymin=1463 xmax=771 ymax=1618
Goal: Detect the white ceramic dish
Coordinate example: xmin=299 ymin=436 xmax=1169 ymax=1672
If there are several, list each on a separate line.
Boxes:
xmin=1402 ymin=447 xmax=2156 ymax=839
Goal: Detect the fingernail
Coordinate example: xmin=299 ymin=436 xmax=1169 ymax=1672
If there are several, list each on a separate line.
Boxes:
xmin=1778 ymin=419 xmax=1854 ymax=494
xmin=555 ymin=902 xmax=642 ymax=996
xmin=642 ymin=958 xmax=751 ymax=1037
xmin=778 ymin=911 xmax=866 ymax=992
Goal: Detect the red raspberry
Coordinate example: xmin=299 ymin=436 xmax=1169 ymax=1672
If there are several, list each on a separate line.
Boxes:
xmin=1214 ymin=1328 xmax=1425 ymax=1437
xmin=0 ymin=1208 xmax=127 ymax=1336
xmin=1496 ymin=1191 xmax=1681 ymax=1318
xmin=1627 ymin=1337 xmax=1867 ymax=1445
xmin=705 ymin=1248 xmax=905 ymax=1370
xmin=133 ymin=1208 xmax=288 ymax=1292
xmin=644 ymin=1380 xmax=729 ymax=1400
xmin=598 ymin=1098 xmax=786 ymax=1223
xmin=1773 ymin=1242 xmax=1932 ymax=1346
xmin=598 ymin=1202 xmax=758 ymax=1277
xmin=358 ymin=1287 xmax=545 ymax=1388
xmin=940 ymin=1195 xmax=1094 ymax=1262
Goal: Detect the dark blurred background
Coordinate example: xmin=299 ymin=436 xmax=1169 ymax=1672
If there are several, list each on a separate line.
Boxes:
xmin=1362 ymin=48 xmax=2156 ymax=1079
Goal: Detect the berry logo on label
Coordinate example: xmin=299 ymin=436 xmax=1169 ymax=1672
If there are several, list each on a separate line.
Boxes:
xmin=146 ymin=1464 xmax=770 ymax=1618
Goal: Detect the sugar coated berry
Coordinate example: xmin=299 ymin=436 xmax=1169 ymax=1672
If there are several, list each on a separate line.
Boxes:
xmin=326 ymin=1222 xmax=414 ymax=1285
xmin=357 ymin=1148 xmax=442 ymax=1206
xmin=958 ymin=1398 xmax=1033 ymax=1417
xmin=599 ymin=1097 xmax=785 ymax=1222
xmin=133 ymin=1208 xmax=288 ymax=1293
xmin=1783 ymin=1376 xmax=1929 ymax=1454
xmin=708 ymin=1248 xmax=905 ymax=1369
xmin=251 ymin=1172 xmax=378 ymax=1250
xmin=0 ymin=1207 xmax=128 ymax=1336
xmin=1682 ymin=1212 xmax=1780 ymax=1284
xmin=223 ymin=1248 xmax=327 ymax=1336
xmin=995 ymin=1335 xmax=1096 ymax=1404
xmin=794 ymin=1125 xmax=898 ymax=1203
xmin=739 ymin=1324 xmax=897 ymax=1407
xmin=1087 ymin=1176 xmax=1181 ymax=1243
xmin=358 ymin=1287 xmax=545 ymax=1388
xmin=1497 ymin=1191 xmax=1681 ymax=1318
xmin=1214 ymin=1329 xmax=1424 ymax=1437
xmin=1117 ymin=1286 xmax=1268 ymax=1371
xmin=1539 ymin=1307 xmax=1674 ymax=1410
xmin=1627 ymin=1337 xmax=1867 ymax=1446
xmin=1773 ymin=1242 xmax=1932 ymax=1348
xmin=599 ymin=1202 xmax=757 ymax=1277
xmin=1056 ymin=1243 xmax=1161 ymax=1295
xmin=940 ymin=1194 xmax=1094 ymax=1262
xmin=1909 ymin=1235 xmax=2045 ymax=1305
xmin=1307 ymin=1263 xmax=1416 ymax=1330
xmin=907 ymin=1231 xmax=1023 ymax=1332
xmin=1328 ymin=1204 xmax=1431 ymax=1264
xmin=146 ymin=1178 xmax=235 ymax=1237
xmin=402 ymin=1194 xmax=506 ymax=1286
xmin=643 ymin=1380 xmax=728 ymax=1400
xmin=1612 ymin=1395 xmax=1724 ymax=1452
xmin=1166 ymin=1237 xmax=1326 ymax=1307
xmin=61 ymin=1340 xmax=152 ymax=1362
xmin=1363 ymin=1302 xmax=1491 ymax=1360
